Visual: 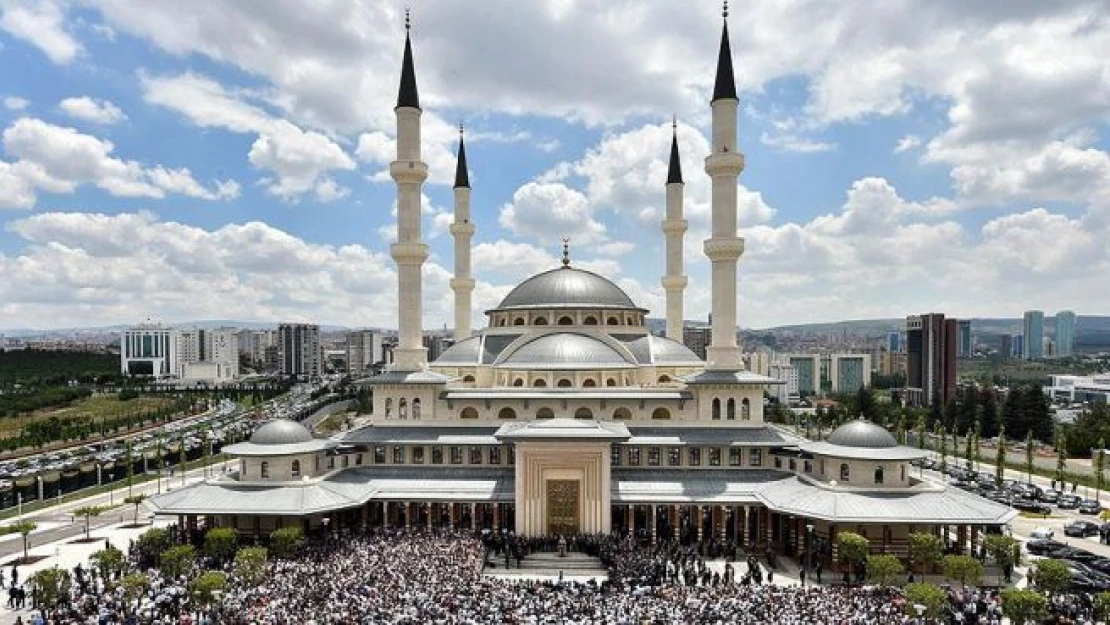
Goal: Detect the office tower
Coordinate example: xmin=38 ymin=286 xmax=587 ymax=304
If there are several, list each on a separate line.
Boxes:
xmin=957 ymin=320 xmax=972 ymax=357
xmin=205 ymin=328 xmax=240 ymax=378
xmin=1023 ymin=310 xmax=1044 ymax=359
xmin=120 ymin=322 xmax=178 ymax=377
xmin=1055 ymin=310 xmax=1077 ymax=357
xmin=905 ymin=313 xmax=958 ymax=407
xmin=346 ymin=330 xmax=384 ymax=375
xmin=682 ymin=326 xmax=712 ymax=361
xmin=1012 ymin=335 xmax=1025 ymax=359
xmin=278 ymin=323 xmax=321 ymax=379
xmin=1000 ymin=334 xmax=1013 ymax=359
xmin=887 ymin=331 xmax=902 ymax=353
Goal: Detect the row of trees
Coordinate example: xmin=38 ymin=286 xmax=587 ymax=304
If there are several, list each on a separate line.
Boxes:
xmin=836 ymin=530 xmax=1108 ymax=624
xmin=4 ymin=397 xmax=192 ymax=452
xmin=0 ymin=349 xmax=120 ymax=386
xmin=0 ymin=386 xmax=95 ymax=418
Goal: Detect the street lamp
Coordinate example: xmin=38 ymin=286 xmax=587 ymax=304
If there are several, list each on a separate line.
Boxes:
xmin=805 ymin=522 xmax=814 ymax=586
xmin=108 ymin=473 xmax=115 ymax=505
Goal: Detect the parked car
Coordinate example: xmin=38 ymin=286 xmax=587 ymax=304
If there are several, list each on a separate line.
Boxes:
xmin=1041 ymin=490 xmax=1062 ymax=504
xmin=1059 ymin=494 xmax=1083 ymax=509
xmin=1065 ymin=520 xmax=1101 ymax=538
xmin=1012 ymin=499 xmax=1052 ymax=515
xmin=1029 ymin=527 xmax=1055 ymax=540
xmin=1078 ymin=500 xmax=1104 ymax=515
xmin=1027 ymin=539 xmax=1065 ymax=555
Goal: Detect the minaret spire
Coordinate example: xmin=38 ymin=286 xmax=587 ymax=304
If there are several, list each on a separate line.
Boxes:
xmin=390 ymin=9 xmax=429 ymax=369
xmin=561 ymin=238 xmax=571 ymax=268
xmin=450 ymin=123 xmax=475 ymax=341
xmin=704 ymin=2 xmax=746 ymax=370
xmin=662 ymin=118 xmax=688 ymax=341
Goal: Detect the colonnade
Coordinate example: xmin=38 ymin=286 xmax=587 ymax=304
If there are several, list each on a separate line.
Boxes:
xmin=610 ymin=503 xmax=767 ymax=546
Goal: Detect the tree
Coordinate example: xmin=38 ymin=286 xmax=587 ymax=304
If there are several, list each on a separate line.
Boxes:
xmin=896 ymin=414 xmax=907 ymax=445
xmin=943 ymin=554 xmax=983 ymax=590
xmin=1094 ymin=591 xmax=1110 ymax=623
xmin=984 ymin=535 xmax=1021 ymax=582
xmin=903 ymin=582 xmax=948 ymax=621
xmin=1000 ymin=588 xmax=1049 ymax=625
xmin=90 ymin=546 xmax=126 ymax=582
xmin=837 ymin=531 xmax=869 ymax=586
xmin=125 ymin=437 xmax=135 ymax=498
xmin=916 ymin=417 xmax=926 ymax=454
xmin=908 ymin=532 xmax=944 ymax=582
xmin=28 ymin=567 xmax=72 ymax=608
xmin=159 ymin=544 xmax=196 ymax=579
xmin=233 ymin=546 xmax=269 ymax=586
xmin=866 ymin=554 xmax=904 ymax=586
xmin=204 ymin=527 xmax=238 ymax=563
xmin=1002 ymin=387 xmax=1024 ymax=440
xmin=9 ymin=520 xmax=36 ymax=562
xmin=124 ymin=494 xmax=147 ymax=526
xmin=973 ymin=418 xmax=982 ymax=472
xmin=1033 ymin=559 xmax=1072 ymax=595
xmin=963 ymin=427 xmax=973 ymax=469
xmin=936 ymin=423 xmax=948 ymax=474
xmin=73 ymin=504 xmax=107 ymax=541
xmin=996 ymin=418 xmax=1007 ymax=487
xmin=122 ymin=572 xmax=149 ymax=607
xmin=189 ymin=570 xmax=228 ymax=607
xmin=1097 ymin=440 xmax=1106 ymax=503
xmin=269 ymin=526 xmax=305 ymax=559
xmin=980 ymin=390 xmax=999 ymax=439
xmin=857 ymin=386 xmax=878 ymax=422
xmin=1025 ymin=430 xmax=1034 ymax=484
xmin=1055 ymin=427 xmax=1068 ymax=490
xmin=135 ymin=527 xmax=172 ymax=568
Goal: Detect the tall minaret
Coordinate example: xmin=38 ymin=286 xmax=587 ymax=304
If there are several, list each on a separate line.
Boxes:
xmin=703 ymin=2 xmax=746 ymax=370
xmin=390 ymin=11 xmax=429 ymax=370
xmin=450 ymin=124 xmax=475 ymax=341
xmin=662 ymin=117 xmax=687 ymax=342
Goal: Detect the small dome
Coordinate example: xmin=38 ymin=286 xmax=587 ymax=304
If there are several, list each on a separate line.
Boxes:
xmin=250 ymin=419 xmax=314 ymax=445
xmin=495 ymin=267 xmax=638 ymax=310
xmin=497 ymin=333 xmax=634 ymax=368
xmin=825 ymin=419 xmax=898 ymax=449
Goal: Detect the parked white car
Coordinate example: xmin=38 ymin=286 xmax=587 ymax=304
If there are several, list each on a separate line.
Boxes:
xmin=1029 ymin=527 xmax=1055 ymax=540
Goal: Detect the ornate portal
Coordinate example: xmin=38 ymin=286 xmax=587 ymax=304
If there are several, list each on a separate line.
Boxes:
xmin=546 ymin=479 xmax=580 ymax=535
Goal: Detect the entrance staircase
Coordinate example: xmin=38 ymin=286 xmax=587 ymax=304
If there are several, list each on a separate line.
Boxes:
xmin=484 ymin=551 xmax=608 ymax=581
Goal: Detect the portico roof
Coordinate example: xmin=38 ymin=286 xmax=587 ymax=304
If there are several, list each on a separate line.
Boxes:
xmin=626 ymin=426 xmax=805 ymax=447
xmin=342 ymin=425 xmax=501 ymax=446
xmin=495 ymin=418 xmax=631 ymax=441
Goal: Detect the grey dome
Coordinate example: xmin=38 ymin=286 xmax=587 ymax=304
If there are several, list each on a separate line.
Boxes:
xmin=825 ymin=419 xmax=897 ymax=449
xmin=250 ymin=419 xmax=315 ymax=445
xmin=496 ymin=267 xmax=638 ymax=310
xmin=497 ymin=333 xmax=634 ymax=368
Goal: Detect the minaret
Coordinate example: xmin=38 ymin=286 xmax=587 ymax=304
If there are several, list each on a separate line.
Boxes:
xmin=450 ymin=124 xmax=475 ymax=341
xmin=662 ymin=117 xmax=688 ymax=342
xmin=703 ymin=2 xmax=746 ymax=370
xmin=390 ymin=11 xmax=429 ymax=370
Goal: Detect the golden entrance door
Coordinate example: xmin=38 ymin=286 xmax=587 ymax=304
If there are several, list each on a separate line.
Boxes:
xmin=546 ymin=480 xmax=580 ymax=534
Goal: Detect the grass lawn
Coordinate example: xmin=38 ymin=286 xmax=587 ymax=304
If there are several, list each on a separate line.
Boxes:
xmin=0 ymin=394 xmax=178 ymax=438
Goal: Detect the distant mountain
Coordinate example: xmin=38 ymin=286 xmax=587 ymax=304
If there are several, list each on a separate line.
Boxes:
xmin=0 ymin=320 xmax=356 ymax=337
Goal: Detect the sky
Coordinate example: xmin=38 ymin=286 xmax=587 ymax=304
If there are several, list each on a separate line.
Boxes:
xmin=0 ymin=0 xmax=1108 ymax=332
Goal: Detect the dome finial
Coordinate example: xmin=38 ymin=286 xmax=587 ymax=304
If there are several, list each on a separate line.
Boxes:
xmin=723 ymin=0 xmax=729 ymax=19
xmin=405 ymin=7 xmax=411 ymax=31
xmin=561 ymin=237 xmax=570 ymax=268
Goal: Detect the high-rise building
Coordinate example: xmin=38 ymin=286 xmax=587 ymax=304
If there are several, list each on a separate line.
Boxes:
xmin=1023 ymin=310 xmax=1044 ymax=359
xmin=1012 ymin=335 xmax=1024 ymax=359
xmin=1055 ymin=310 xmax=1077 ymax=357
xmin=957 ymin=320 xmax=972 ymax=357
xmin=886 ymin=331 xmax=902 ymax=353
xmin=682 ymin=326 xmax=711 ymax=361
xmin=423 ymin=334 xmax=452 ymax=362
xmin=278 ymin=323 xmax=321 ymax=379
xmin=346 ymin=330 xmax=383 ymax=375
xmin=120 ymin=322 xmax=179 ymax=378
xmin=999 ymin=334 xmax=1013 ymax=359
xmin=905 ymin=313 xmax=958 ymax=407
xmin=205 ymin=328 xmax=240 ymax=378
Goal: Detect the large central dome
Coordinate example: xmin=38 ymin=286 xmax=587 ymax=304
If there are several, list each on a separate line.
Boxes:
xmin=494 ymin=267 xmax=640 ymax=310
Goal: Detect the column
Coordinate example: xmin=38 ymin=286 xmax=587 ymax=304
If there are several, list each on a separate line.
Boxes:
xmin=470 ymin=503 xmax=477 ymax=531
xmin=651 ymin=505 xmax=657 ymax=545
xmin=405 ymin=502 xmax=412 ymax=531
xmin=626 ymin=505 xmax=634 ymax=537
xmin=672 ymin=505 xmax=679 ymax=541
xmin=696 ymin=505 xmax=704 ymax=541
xmin=494 ymin=504 xmax=501 ymax=531
xmin=449 ymin=502 xmax=456 ymax=529
xmin=738 ymin=506 xmax=747 ymax=546
xmin=427 ymin=503 xmax=433 ymax=529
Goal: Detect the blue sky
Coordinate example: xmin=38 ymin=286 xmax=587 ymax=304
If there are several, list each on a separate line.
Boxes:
xmin=1 ymin=1 xmax=1108 ymax=331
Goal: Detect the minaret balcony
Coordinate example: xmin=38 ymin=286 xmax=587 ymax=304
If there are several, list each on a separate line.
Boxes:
xmin=389 ymin=160 xmax=429 ymax=183
xmin=704 ymin=152 xmax=744 ymax=177
xmin=661 ymin=275 xmax=689 ymax=290
xmin=449 ymin=222 xmax=476 ymax=237
xmin=390 ymin=242 xmax=429 ymax=265
xmin=661 ymin=219 xmax=689 ymax=235
xmin=703 ymin=237 xmax=745 ymax=261
xmin=449 ymin=277 xmax=476 ymax=291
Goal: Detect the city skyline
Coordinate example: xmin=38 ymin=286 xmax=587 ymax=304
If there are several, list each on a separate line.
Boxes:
xmin=1 ymin=2 xmax=1109 ymax=330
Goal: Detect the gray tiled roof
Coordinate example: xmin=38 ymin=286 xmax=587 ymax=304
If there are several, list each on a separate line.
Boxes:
xmin=613 ymin=469 xmax=787 ymax=503
xmin=341 ymin=426 xmax=501 ymax=445
xmin=495 ymin=418 xmax=631 ymax=441
xmin=798 ymin=441 xmax=927 ymax=461
xmin=626 ymin=426 xmax=806 ymax=447
xmin=369 ymin=370 xmax=452 ymax=384
xmin=681 ymin=370 xmax=782 ymax=384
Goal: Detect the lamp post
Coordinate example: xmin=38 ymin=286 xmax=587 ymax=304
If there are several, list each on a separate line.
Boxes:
xmin=108 ymin=473 xmax=115 ymax=506
xmin=805 ymin=522 xmax=814 ymax=586
xmin=322 ymin=516 xmax=331 ymax=537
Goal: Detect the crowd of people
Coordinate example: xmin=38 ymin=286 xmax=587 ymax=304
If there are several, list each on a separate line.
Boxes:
xmin=6 ymin=528 xmax=1104 ymax=624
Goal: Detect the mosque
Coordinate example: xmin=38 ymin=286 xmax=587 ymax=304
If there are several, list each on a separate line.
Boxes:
xmin=148 ymin=8 xmax=1015 ymax=561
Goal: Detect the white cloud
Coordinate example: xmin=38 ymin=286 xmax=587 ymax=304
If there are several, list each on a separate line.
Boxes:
xmin=59 ymin=97 xmax=127 ymax=125
xmin=894 ymin=135 xmax=921 ymax=154
xmin=3 ymin=97 xmax=29 ymax=111
xmin=0 ymin=0 xmax=81 ymax=64
xmin=499 ymin=182 xmax=606 ymax=245
xmin=759 ymin=132 xmax=836 ymax=153
xmin=247 ymin=121 xmax=354 ymax=201
xmin=0 ymin=117 xmax=238 ymax=205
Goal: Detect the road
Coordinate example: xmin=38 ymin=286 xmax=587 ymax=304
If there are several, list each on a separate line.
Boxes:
xmin=0 ymin=459 xmax=234 ymax=562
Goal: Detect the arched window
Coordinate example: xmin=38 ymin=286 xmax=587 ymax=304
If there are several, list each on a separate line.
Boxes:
xmin=727 ymin=398 xmax=736 ymax=420
xmin=557 ymin=379 xmax=573 ymax=388
xmin=399 ymin=398 xmax=408 ymax=419
xmin=513 ymin=378 xmax=524 ymax=387
xmin=498 ymin=407 xmax=517 ymax=420
xmin=712 ymin=398 xmax=721 ymax=420
xmin=412 ymin=398 xmax=421 ymax=419
xmin=499 ymin=318 xmax=507 ymax=327
xmin=607 ymin=317 xmax=620 ymax=325
xmin=840 ymin=463 xmax=850 ymax=482
xmin=513 ymin=317 xmax=525 ymax=326
xmin=652 ymin=407 xmax=671 ymax=420
xmin=658 ymin=375 xmax=672 ymax=384
xmin=741 ymin=398 xmax=751 ymax=420
xmin=463 ymin=375 xmax=475 ymax=383
xmin=582 ymin=378 xmax=597 ymax=387
xmin=460 ymin=407 xmax=479 ymax=419
xmin=613 ymin=407 xmax=632 ymax=420
xmin=384 ymin=398 xmax=393 ymax=419
xmin=583 ymin=316 xmax=598 ymax=325
xmin=606 ymin=378 xmax=617 ymax=387
xmin=260 ymin=461 xmax=270 ymax=478
xmin=533 ymin=378 xmax=547 ymax=387
xmin=874 ymin=466 xmax=885 ymax=485
xmin=534 ymin=317 xmax=548 ymax=326
xmin=557 ymin=316 xmax=574 ymax=326
xmin=574 ymin=407 xmax=593 ymax=420
xmin=536 ymin=407 xmax=555 ymax=419
xmin=291 ymin=460 xmax=301 ymax=478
